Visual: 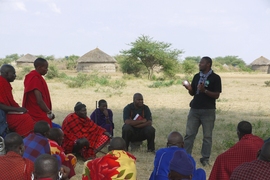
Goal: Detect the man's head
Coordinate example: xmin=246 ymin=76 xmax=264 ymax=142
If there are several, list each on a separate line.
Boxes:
xmin=4 ymin=132 xmax=24 ymax=155
xmin=133 ymin=93 xmax=143 ymax=108
xmin=98 ymin=99 xmax=108 ymax=111
xmin=167 ymin=131 xmax=184 ymax=148
xmin=168 ymin=150 xmax=194 ymax=180
xmin=34 ymin=58 xmax=48 ymax=76
xmin=48 ymin=128 xmax=64 ymax=146
xmin=0 ymin=64 xmax=16 ymax=82
xmin=237 ymin=121 xmax=252 ymax=140
xmin=258 ymin=141 xmax=270 ymax=162
xmin=108 ymin=137 xmax=126 ymax=151
xmin=34 ymin=154 xmax=59 ymax=180
xmin=74 ymin=102 xmax=87 ymax=118
xmin=34 ymin=121 xmax=50 ymax=137
xmin=199 ymin=56 xmax=212 ymax=73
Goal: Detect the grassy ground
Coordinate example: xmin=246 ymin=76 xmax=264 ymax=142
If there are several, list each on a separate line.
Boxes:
xmin=11 ymin=71 xmax=270 ymax=180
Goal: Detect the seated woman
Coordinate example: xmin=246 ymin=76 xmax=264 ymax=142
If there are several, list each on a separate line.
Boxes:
xmin=62 ymin=102 xmax=111 ymax=160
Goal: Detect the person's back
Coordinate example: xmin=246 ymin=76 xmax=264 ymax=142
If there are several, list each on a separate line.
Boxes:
xmin=209 ymin=121 xmax=264 ymax=180
xmin=230 ymin=141 xmax=270 ymax=180
xmin=0 ymin=132 xmax=34 ymax=180
xmin=23 ymin=121 xmax=51 ymax=162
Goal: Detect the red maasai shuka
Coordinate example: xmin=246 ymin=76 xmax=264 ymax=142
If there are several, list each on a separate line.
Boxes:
xmin=0 ymin=151 xmax=34 ymax=180
xmin=61 ymin=113 xmax=109 ymax=159
xmin=0 ymin=76 xmax=34 ymax=136
xmin=209 ymin=134 xmax=264 ymax=180
xmin=23 ymin=70 xmax=52 ymax=127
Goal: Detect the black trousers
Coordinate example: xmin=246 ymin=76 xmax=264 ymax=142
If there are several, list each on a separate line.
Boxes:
xmin=122 ymin=124 xmax=155 ymax=151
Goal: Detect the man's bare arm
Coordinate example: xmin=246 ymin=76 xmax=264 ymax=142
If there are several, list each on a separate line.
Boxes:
xmin=34 ymin=89 xmax=50 ymax=113
xmin=0 ymin=103 xmax=27 ymax=113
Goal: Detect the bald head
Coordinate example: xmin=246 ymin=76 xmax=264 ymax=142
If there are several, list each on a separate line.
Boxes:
xmin=108 ymin=137 xmax=126 ymax=151
xmin=34 ymin=121 xmax=50 ymax=137
xmin=167 ymin=131 xmax=184 ymax=148
xmin=259 ymin=142 xmax=270 ymax=162
xmin=34 ymin=58 xmax=47 ymax=68
xmin=0 ymin=64 xmax=16 ymax=82
xmin=4 ymin=132 xmax=23 ymax=153
xmin=34 ymin=154 xmax=59 ymax=179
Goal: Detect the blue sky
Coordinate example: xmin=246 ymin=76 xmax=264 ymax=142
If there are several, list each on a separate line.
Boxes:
xmin=0 ymin=0 xmax=269 ymax=64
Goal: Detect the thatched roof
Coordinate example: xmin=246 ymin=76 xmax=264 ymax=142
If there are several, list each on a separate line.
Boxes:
xmin=250 ymin=56 xmax=270 ymax=65
xmin=16 ymin=54 xmax=37 ymax=63
xmin=77 ymin=48 xmax=116 ymax=63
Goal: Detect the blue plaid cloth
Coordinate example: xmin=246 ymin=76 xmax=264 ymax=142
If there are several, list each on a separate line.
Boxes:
xmin=23 ymin=133 xmax=50 ymax=162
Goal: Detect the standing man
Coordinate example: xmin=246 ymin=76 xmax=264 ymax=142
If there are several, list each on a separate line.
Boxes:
xmin=122 ymin=93 xmax=155 ymax=152
xmin=0 ymin=64 xmax=34 ymax=137
xmin=23 ymin=57 xmax=55 ymax=127
xmin=90 ymin=99 xmax=114 ymax=136
xmin=183 ymin=56 xmax=222 ymax=166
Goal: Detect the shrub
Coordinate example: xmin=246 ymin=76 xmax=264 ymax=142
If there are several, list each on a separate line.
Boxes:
xmin=46 ymin=65 xmax=59 ymax=79
xmin=264 ymin=81 xmax=270 ymax=87
xmin=16 ymin=66 xmax=32 ymax=80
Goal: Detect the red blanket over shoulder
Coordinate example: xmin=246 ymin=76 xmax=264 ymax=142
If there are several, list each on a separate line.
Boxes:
xmin=23 ymin=70 xmax=52 ymax=126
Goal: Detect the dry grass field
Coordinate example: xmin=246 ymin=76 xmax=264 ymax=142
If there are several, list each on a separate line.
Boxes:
xmin=11 ymin=70 xmax=270 ymax=180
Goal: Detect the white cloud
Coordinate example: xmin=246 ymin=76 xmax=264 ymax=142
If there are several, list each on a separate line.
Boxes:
xmin=49 ymin=3 xmax=61 ymax=14
xmin=266 ymin=8 xmax=270 ymax=15
xmin=12 ymin=1 xmax=27 ymax=12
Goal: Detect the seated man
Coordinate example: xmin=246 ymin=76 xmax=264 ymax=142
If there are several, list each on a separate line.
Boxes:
xmin=0 ymin=132 xmax=34 ymax=179
xmin=0 ymin=64 xmax=34 ymax=137
xmin=90 ymin=99 xmax=114 ymax=136
xmin=62 ymin=102 xmax=111 ymax=160
xmin=150 ymin=131 xmax=206 ymax=180
xmin=82 ymin=137 xmax=137 ymax=180
xmin=48 ymin=128 xmax=77 ymax=178
xmin=168 ymin=150 xmax=194 ymax=180
xmin=33 ymin=154 xmax=70 ymax=180
xmin=231 ymin=141 xmax=270 ymax=179
xmin=23 ymin=121 xmax=51 ymax=162
xmin=209 ymin=121 xmax=264 ymax=180
xmin=122 ymin=93 xmax=155 ymax=152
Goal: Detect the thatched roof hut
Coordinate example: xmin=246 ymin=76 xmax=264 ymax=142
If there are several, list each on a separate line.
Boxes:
xmin=16 ymin=54 xmax=36 ymax=66
xmin=77 ymin=48 xmax=117 ymax=73
xmin=250 ymin=56 xmax=270 ymax=73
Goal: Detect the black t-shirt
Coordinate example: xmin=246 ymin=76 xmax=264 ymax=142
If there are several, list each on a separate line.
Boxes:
xmin=123 ymin=103 xmax=152 ymax=122
xmin=190 ymin=71 xmax=222 ymax=109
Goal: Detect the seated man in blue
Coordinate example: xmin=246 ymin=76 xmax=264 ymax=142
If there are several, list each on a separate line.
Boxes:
xmin=23 ymin=121 xmax=51 ymax=162
xmin=90 ymin=99 xmax=114 ymax=136
xmin=150 ymin=131 xmax=206 ymax=180
xmin=122 ymin=93 xmax=155 ymax=152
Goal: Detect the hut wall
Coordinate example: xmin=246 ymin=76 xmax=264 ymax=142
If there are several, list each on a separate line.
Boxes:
xmin=251 ymin=65 xmax=269 ymax=73
xmin=16 ymin=62 xmax=34 ymax=67
xmin=77 ymin=62 xmax=116 ymax=73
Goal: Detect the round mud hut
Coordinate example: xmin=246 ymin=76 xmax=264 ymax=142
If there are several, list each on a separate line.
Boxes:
xmin=250 ymin=56 xmax=270 ymax=73
xmin=76 ymin=48 xmax=117 ymax=73
xmin=16 ymin=54 xmax=37 ymax=66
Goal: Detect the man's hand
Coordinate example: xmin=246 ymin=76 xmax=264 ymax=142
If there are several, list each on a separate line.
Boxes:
xmin=60 ymin=165 xmax=70 ymax=180
xmin=17 ymin=107 xmax=28 ymax=113
xmin=104 ymin=131 xmax=112 ymax=138
xmin=197 ymin=82 xmax=206 ymax=93
xmin=103 ymin=109 xmax=109 ymax=117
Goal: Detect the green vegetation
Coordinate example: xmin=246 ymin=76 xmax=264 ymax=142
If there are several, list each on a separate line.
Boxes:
xmin=119 ymin=35 xmax=183 ymax=79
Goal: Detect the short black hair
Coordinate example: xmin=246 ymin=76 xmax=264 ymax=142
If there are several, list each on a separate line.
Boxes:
xmin=48 ymin=128 xmax=62 ymax=142
xmin=98 ymin=99 xmax=107 ymax=107
xmin=34 ymin=58 xmax=47 ymax=68
xmin=34 ymin=121 xmax=50 ymax=136
xmin=133 ymin=93 xmax=142 ymax=101
xmin=4 ymin=132 xmax=23 ymax=152
xmin=202 ymin=56 xmax=212 ymax=67
xmin=237 ymin=121 xmax=252 ymax=135
xmin=34 ymin=154 xmax=59 ymax=178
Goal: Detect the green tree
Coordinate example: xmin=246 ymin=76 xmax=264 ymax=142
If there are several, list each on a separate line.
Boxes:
xmin=120 ymin=35 xmax=183 ymax=79
xmin=64 ymin=55 xmax=79 ymax=70
xmin=184 ymin=56 xmax=201 ymax=63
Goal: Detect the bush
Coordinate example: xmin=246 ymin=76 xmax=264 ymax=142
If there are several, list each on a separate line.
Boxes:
xmin=46 ymin=65 xmax=59 ymax=79
xmin=16 ymin=66 xmax=32 ymax=80
xmin=264 ymin=81 xmax=270 ymax=87
xmin=182 ymin=60 xmax=196 ymax=75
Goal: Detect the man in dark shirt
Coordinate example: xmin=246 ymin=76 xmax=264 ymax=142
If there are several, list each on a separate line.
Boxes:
xmin=183 ymin=56 xmax=222 ymax=166
xmin=122 ymin=93 xmax=155 ymax=152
